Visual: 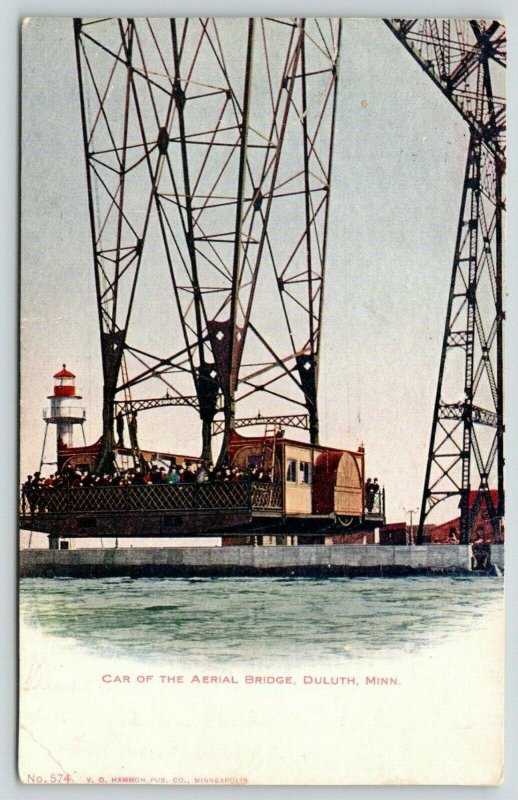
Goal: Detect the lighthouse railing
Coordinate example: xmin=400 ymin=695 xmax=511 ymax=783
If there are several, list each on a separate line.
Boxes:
xmin=42 ymin=406 xmax=86 ymax=421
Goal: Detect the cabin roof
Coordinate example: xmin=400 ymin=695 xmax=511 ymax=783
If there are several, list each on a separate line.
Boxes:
xmin=228 ymin=429 xmax=363 ymax=456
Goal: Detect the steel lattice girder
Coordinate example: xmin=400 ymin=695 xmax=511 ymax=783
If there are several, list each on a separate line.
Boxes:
xmin=74 ymin=18 xmax=341 ymax=466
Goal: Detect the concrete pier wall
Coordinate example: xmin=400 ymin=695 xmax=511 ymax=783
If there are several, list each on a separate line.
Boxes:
xmin=19 ymin=544 xmax=477 ymax=578
xmin=490 ymin=544 xmax=504 ymax=570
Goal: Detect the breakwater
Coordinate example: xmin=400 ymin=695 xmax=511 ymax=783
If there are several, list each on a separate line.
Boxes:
xmin=19 ymin=544 xmax=504 ymax=579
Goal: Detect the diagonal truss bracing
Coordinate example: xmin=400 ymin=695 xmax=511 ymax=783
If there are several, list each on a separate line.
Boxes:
xmin=74 ymin=17 xmax=341 ymax=468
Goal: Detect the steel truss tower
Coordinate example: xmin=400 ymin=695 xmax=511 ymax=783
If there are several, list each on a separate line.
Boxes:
xmin=385 ymin=20 xmax=506 ymax=543
xmin=74 ymin=18 xmax=341 ymax=470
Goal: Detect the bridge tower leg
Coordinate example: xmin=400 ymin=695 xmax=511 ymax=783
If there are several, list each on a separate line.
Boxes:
xmin=383 ymin=21 xmax=505 ymax=543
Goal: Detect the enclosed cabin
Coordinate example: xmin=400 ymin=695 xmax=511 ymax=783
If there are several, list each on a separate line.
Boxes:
xmin=227 ymin=431 xmax=384 ymax=526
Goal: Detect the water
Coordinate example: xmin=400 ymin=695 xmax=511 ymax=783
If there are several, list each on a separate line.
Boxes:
xmin=20 ymin=575 xmax=503 ymax=665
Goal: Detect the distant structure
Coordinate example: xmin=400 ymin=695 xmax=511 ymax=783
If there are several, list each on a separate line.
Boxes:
xmin=41 ymin=366 xmax=86 ymax=471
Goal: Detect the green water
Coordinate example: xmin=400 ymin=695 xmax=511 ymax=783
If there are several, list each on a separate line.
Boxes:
xmin=20 ymin=575 xmax=503 ymax=665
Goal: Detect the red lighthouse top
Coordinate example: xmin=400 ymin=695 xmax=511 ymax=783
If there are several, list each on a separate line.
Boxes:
xmin=54 ymin=365 xmax=76 ymax=379
xmin=53 ymin=364 xmax=76 ymax=397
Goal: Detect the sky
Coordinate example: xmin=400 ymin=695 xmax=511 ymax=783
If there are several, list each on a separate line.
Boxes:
xmin=20 ymin=16 xmax=485 ymax=526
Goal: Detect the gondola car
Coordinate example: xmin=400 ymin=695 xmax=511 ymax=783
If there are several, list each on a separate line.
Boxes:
xmin=20 ymin=427 xmax=384 ymax=547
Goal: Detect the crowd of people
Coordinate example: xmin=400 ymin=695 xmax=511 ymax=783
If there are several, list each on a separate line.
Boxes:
xmin=24 ymin=461 xmax=385 ymax=511
xmin=21 ymin=461 xmax=275 ymax=514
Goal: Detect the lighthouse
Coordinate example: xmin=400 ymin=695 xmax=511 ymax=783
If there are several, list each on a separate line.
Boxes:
xmin=43 ymin=365 xmax=86 ymax=454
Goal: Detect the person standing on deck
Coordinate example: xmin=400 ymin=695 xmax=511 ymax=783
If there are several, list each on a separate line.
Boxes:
xmin=168 ymin=466 xmax=180 ymax=486
xmin=365 ymin=478 xmax=373 ymax=512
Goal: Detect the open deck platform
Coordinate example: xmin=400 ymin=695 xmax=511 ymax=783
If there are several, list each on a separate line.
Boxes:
xmin=20 ymin=480 xmax=384 ymax=542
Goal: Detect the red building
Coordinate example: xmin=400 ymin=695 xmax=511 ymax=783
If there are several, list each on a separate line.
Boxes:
xmin=430 ymin=491 xmax=503 ymax=544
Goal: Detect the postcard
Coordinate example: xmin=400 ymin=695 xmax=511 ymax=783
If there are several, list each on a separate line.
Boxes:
xmin=19 ymin=17 xmax=505 ymax=785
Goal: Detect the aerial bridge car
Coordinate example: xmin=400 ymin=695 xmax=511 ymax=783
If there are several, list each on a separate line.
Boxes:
xmin=20 ymin=382 xmax=385 ymax=549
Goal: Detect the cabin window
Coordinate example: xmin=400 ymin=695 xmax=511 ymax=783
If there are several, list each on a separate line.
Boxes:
xmin=299 ymin=461 xmax=311 ymax=484
xmin=286 ymin=459 xmax=297 ymax=482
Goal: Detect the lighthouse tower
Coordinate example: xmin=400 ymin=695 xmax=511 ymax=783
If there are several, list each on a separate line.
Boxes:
xmin=43 ymin=366 xmax=86 ymax=459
